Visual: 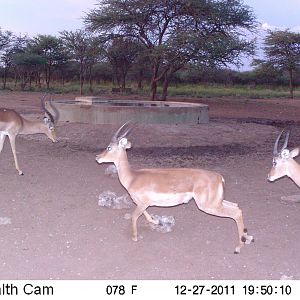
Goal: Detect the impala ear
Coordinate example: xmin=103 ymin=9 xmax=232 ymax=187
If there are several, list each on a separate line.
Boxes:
xmin=281 ymin=149 xmax=290 ymax=159
xmin=118 ymin=137 xmax=131 ymax=149
xmin=126 ymin=141 xmax=132 ymax=149
xmin=43 ymin=116 xmax=50 ymax=124
xmin=290 ymin=147 xmax=300 ymax=158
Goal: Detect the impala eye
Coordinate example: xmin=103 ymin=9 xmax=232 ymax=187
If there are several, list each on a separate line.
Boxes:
xmin=107 ymin=146 xmax=112 ymax=151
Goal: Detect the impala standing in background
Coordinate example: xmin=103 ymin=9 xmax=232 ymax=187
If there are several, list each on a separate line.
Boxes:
xmin=268 ymin=129 xmax=300 ymax=187
xmin=96 ymin=122 xmax=254 ymax=254
xmin=0 ymin=94 xmax=58 ymax=175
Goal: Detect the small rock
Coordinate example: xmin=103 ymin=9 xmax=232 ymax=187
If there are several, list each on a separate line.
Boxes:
xmin=280 ymin=274 xmax=294 ymax=280
xmin=0 ymin=217 xmax=11 ymax=225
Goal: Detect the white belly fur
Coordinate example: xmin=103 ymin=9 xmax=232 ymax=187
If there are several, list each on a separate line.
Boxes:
xmin=146 ymin=191 xmax=193 ymax=207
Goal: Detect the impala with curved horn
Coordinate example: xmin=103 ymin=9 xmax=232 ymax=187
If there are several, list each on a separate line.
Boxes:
xmin=96 ymin=122 xmax=254 ymax=254
xmin=268 ymin=129 xmax=300 ymax=187
xmin=0 ymin=93 xmax=58 ymax=175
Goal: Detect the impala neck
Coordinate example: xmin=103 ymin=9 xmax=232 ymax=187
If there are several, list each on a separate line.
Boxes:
xmin=287 ymin=160 xmax=300 ymax=187
xmin=114 ymin=150 xmax=133 ymax=189
xmin=19 ymin=118 xmax=46 ymax=135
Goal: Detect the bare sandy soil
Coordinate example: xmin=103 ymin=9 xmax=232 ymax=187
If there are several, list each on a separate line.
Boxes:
xmin=0 ymin=91 xmax=300 ymax=280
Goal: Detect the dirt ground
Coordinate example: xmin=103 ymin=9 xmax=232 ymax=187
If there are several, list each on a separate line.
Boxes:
xmin=0 ymin=91 xmax=300 ymax=280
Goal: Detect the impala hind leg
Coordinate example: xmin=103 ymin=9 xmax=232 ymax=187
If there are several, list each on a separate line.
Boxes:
xmin=222 ymin=200 xmax=254 ymax=243
xmin=8 ymin=134 xmax=23 ymax=175
xmin=195 ymin=198 xmax=253 ymax=253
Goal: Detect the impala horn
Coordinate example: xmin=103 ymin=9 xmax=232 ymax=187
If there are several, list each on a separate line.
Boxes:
xmin=273 ymin=129 xmax=290 ymax=156
xmin=112 ymin=121 xmax=135 ymax=142
xmin=41 ymin=93 xmax=59 ymax=123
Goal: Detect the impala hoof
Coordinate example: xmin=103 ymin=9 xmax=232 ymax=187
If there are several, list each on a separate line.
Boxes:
xmin=18 ymin=171 xmax=24 ymax=176
xmin=234 ymin=249 xmax=240 ymax=254
xmin=132 ymin=236 xmax=138 ymax=242
xmin=245 ymin=235 xmax=254 ymax=244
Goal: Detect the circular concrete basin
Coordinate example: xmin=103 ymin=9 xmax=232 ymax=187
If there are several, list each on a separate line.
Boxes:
xmin=51 ymin=97 xmax=209 ymax=124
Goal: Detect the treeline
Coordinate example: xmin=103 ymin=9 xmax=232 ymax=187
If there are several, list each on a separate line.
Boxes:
xmin=0 ymin=30 xmax=133 ymax=94
xmin=1 ymin=0 xmax=300 ymax=99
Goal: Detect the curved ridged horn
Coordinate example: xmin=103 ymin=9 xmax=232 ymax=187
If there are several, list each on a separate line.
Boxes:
xmin=112 ymin=121 xmax=135 ymax=142
xmin=48 ymin=95 xmax=59 ymax=123
xmin=41 ymin=93 xmax=58 ymax=123
xmin=273 ymin=129 xmax=290 ymax=156
xmin=281 ymin=129 xmax=290 ymax=151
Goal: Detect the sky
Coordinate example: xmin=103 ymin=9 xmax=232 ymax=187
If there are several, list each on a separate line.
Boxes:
xmin=0 ymin=0 xmax=300 ymax=69
xmin=0 ymin=0 xmax=96 ymax=36
xmin=243 ymin=0 xmax=300 ymax=32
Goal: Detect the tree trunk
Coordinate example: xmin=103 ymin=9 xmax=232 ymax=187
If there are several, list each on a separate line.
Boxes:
xmin=288 ymin=69 xmax=294 ymax=99
xmin=36 ymin=72 xmax=41 ymax=88
xmin=150 ymin=80 xmax=157 ymax=100
xmin=161 ymin=73 xmax=169 ymax=101
xmin=3 ymin=68 xmax=8 ymax=89
xmin=137 ymin=69 xmax=143 ymax=89
xmin=20 ymin=73 xmax=26 ymax=90
xmin=60 ymin=69 xmax=65 ymax=86
xmin=45 ymin=66 xmax=50 ymax=89
xmin=89 ymin=65 xmax=93 ymax=93
xmin=38 ymin=73 xmax=42 ymax=88
xmin=29 ymin=73 xmax=32 ymax=89
xmin=121 ymin=68 xmax=127 ymax=92
xmin=121 ymin=76 xmax=126 ymax=92
xmin=80 ymin=60 xmax=84 ymax=95
xmin=14 ymin=72 xmax=18 ymax=89
xmin=150 ymin=63 xmax=159 ymax=100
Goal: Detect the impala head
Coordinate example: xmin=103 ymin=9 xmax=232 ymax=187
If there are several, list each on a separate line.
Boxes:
xmin=41 ymin=93 xmax=59 ymax=143
xmin=268 ymin=129 xmax=300 ymax=182
xmin=96 ymin=121 xmax=133 ymax=164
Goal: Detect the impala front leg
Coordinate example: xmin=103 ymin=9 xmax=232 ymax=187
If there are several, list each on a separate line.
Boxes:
xmin=0 ymin=133 xmax=6 ymax=153
xmin=131 ymin=204 xmax=149 ymax=241
xmin=143 ymin=210 xmax=159 ymax=225
xmin=8 ymin=135 xmax=24 ymax=175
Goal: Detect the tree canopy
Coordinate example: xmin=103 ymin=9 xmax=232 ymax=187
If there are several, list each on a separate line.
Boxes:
xmin=255 ymin=30 xmax=300 ymax=98
xmin=85 ymin=0 xmax=257 ymax=100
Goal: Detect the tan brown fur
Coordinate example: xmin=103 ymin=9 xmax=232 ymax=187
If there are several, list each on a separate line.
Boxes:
xmin=0 ymin=103 xmax=57 ymax=175
xmin=96 ymin=124 xmax=254 ymax=253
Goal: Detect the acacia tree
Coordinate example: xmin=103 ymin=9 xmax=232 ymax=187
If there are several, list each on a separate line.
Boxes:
xmin=12 ymin=52 xmax=46 ymax=90
xmin=85 ymin=36 xmax=104 ymax=93
xmin=0 ymin=28 xmax=12 ymax=49
xmin=85 ymin=0 xmax=257 ymax=100
xmin=106 ymin=37 xmax=141 ymax=91
xmin=60 ymin=30 xmax=89 ymax=95
xmin=251 ymin=58 xmax=284 ymax=85
xmin=60 ymin=30 xmax=102 ymax=95
xmin=29 ymin=35 xmax=66 ymax=88
xmin=0 ymin=29 xmax=14 ymax=88
xmin=262 ymin=30 xmax=300 ymax=98
xmin=0 ymin=32 xmax=28 ymax=89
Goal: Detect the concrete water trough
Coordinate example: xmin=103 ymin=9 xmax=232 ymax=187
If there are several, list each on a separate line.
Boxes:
xmin=51 ymin=97 xmax=209 ymax=124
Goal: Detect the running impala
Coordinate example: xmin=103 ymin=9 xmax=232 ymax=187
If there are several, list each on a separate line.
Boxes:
xmin=268 ymin=129 xmax=300 ymax=187
xmin=96 ymin=122 xmax=254 ymax=254
xmin=0 ymin=93 xmax=58 ymax=175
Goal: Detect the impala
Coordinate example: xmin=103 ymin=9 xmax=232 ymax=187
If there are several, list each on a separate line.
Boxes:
xmin=268 ymin=129 xmax=300 ymax=187
xmin=96 ymin=122 xmax=254 ymax=254
xmin=0 ymin=94 xmax=58 ymax=175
